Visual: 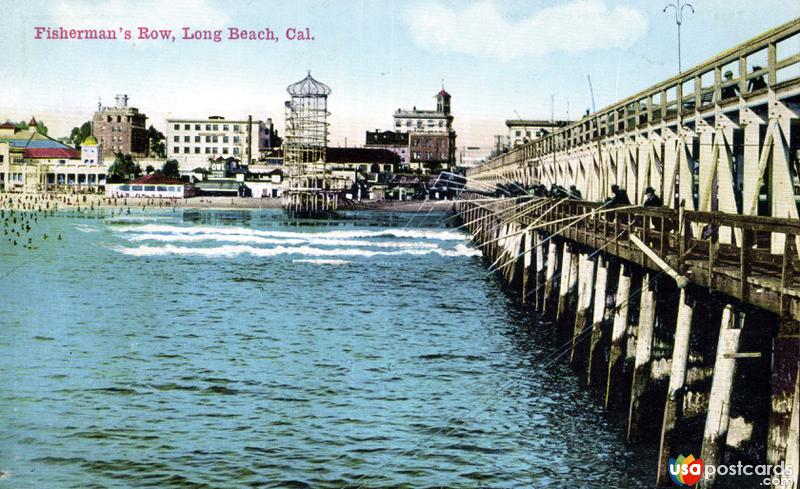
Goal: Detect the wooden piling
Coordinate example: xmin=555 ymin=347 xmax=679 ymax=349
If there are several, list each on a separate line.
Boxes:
xmin=543 ymin=240 xmax=558 ymax=314
xmin=521 ymin=230 xmax=533 ymax=304
xmin=557 ymin=243 xmax=578 ymax=323
xmin=698 ymin=305 xmax=743 ymax=489
xmin=657 ymin=288 xmax=694 ymax=486
xmin=535 ymin=232 xmax=546 ymax=311
xmin=605 ymin=264 xmax=632 ymax=410
xmin=570 ymin=253 xmax=595 ymax=366
xmin=587 ymin=257 xmax=609 ymax=386
xmin=628 ymin=273 xmax=656 ymax=442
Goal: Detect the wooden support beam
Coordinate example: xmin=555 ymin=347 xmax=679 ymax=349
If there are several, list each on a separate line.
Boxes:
xmin=571 ymin=254 xmax=596 ymax=366
xmin=606 ymin=264 xmax=632 ymax=410
xmin=628 ymin=273 xmax=657 ymax=442
xmin=657 ymin=289 xmax=695 ymax=486
xmin=587 ymin=257 xmax=609 ymax=386
xmin=698 ymin=305 xmax=743 ymax=489
xmin=557 ymin=243 xmax=579 ymax=322
xmin=543 ymin=240 xmax=558 ymax=314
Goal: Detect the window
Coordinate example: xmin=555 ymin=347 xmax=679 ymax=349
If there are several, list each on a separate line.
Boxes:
xmin=515 ymin=131 xmax=521 ymax=136
xmin=131 ymin=185 xmax=143 ymax=191
xmin=212 ymin=136 xmax=218 ymax=143
xmin=157 ymin=186 xmax=168 ymax=192
xmin=107 ymin=116 xmax=113 ymax=122
xmin=116 ymin=116 xmax=121 ymax=122
xmin=144 ymin=186 xmax=155 ymax=191
xmin=195 ymin=136 xmax=200 ymax=142
xmin=223 ymin=136 xmax=229 ymax=143
xmin=194 ymin=147 xmax=200 ymax=154
xmin=184 ymin=147 xmax=190 ymax=153
xmin=206 ymin=136 xmax=211 ymax=143
xmin=222 ymin=147 xmax=228 ymax=154
xmin=233 ymin=136 xmax=240 ymax=143
xmin=233 ymin=125 xmax=239 ymax=131
xmin=184 ymin=136 xmax=190 ymax=142
xmin=206 ymin=124 xmax=211 ymax=130
xmin=173 ymin=146 xmax=179 ymax=153
xmin=174 ymin=136 xmax=179 ymax=142
xmin=233 ymin=147 xmax=239 ymax=154
xmin=174 ymin=124 xmax=179 ymax=130
xmin=223 ymin=125 xmax=229 ymax=131
xmin=184 ymin=124 xmax=190 ymax=130
xmin=0 ymin=156 xmax=3 ymax=162
xmin=195 ymin=124 xmax=200 ymax=130
xmin=119 ymin=185 xmax=130 ymax=191
xmin=205 ymin=147 xmax=211 ymax=154
xmin=213 ymin=124 xmax=218 ymax=130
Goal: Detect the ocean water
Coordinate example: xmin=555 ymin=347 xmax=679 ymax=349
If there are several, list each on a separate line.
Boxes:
xmin=0 ymin=208 xmax=654 ymax=488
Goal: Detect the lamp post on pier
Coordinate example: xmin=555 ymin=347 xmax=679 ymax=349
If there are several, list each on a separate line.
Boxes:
xmin=663 ymin=1 xmax=695 ymax=73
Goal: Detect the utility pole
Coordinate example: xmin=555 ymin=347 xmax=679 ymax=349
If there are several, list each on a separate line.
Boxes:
xmin=663 ymin=0 xmax=695 ymax=73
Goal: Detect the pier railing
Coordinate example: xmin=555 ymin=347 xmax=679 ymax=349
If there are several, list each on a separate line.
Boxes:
xmin=480 ymin=196 xmax=800 ymax=320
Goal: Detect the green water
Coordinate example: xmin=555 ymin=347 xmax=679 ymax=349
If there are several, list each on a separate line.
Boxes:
xmin=0 ymin=208 xmax=653 ymax=488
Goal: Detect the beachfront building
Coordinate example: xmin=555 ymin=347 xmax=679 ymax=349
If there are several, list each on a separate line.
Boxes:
xmin=364 ymin=130 xmax=409 ymax=169
xmin=366 ymin=87 xmax=456 ymax=173
xmin=0 ymin=120 xmax=108 ymax=193
xmin=505 ymin=119 xmax=570 ymax=148
xmin=165 ymin=116 xmax=279 ymax=173
xmin=106 ymin=173 xmax=194 ymax=198
xmin=93 ymin=94 xmax=149 ymax=158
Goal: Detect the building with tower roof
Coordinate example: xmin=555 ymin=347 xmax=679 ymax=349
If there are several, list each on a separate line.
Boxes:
xmin=378 ymin=87 xmax=456 ymax=173
xmin=92 ymin=94 xmax=149 ymax=158
xmin=0 ymin=118 xmax=108 ymax=192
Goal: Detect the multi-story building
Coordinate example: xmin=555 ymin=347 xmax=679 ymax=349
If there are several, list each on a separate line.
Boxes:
xmin=367 ymin=88 xmax=457 ymax=173
xmin=165 ymin=115 xmax=278 ymax=173
xmin=0 ymin=119 xmax=108 ymax=192
xmin=364 ymin=130 xmax=409 ymax=168
xmin=93 ymin=94 xmax=149 ymax=158
xmin=505 ymin=119 xmax=570 ymax=148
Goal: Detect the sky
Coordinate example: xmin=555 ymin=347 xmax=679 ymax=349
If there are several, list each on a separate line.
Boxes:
xmin=0 ymin=0 xmax=797 ymax=153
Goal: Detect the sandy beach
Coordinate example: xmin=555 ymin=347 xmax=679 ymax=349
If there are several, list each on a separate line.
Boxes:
xmin=0 ymin=192 xmax=456 ymax=213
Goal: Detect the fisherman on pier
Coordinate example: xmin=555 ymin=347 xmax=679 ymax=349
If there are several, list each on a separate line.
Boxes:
xmin=605 ymin=184 xmax=631 ymax=206
xmin=642 ymin=186 xmax=663 ymax=207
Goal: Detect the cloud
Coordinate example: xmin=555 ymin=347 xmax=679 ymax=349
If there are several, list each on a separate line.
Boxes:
xmin=405 ymin=0 xmax=648 ymax=61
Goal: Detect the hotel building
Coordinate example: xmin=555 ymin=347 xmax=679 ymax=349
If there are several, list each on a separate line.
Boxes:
xmin=165 ymin=116 xmax=278 ymax=173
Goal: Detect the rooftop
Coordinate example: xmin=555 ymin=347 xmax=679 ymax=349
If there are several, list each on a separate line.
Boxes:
xmin=505 ymin=119 xmax=571 ymax=127
xmin=129 ymin=174 xmax=187 ymax=185
xmin=287 ymin=72 xmax=331 ymax=98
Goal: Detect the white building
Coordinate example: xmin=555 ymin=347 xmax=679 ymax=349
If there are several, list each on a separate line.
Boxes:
xmin=505 ymin=119 xmax=571 ymax=148
xmin=165 ymin=116 xmax=277 ymax=173
xmin=393 ymin=89 xmax=453 ymax=134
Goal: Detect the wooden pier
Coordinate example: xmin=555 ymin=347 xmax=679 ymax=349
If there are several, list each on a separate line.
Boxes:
xmin=457 ymin=17 xmax=800 ymax=488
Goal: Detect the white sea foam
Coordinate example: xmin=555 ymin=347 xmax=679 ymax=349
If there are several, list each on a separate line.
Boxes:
xmin=112 ymin=224 xmax=468 ymax=241
xmin=292 ymin=259 xmax=351 ymax=265
xmin=74 ymin=225 xmax=99 ymax=233
xmin=111 ymin=243 xmax=482 ymax=258
xmin=125 ymin=233 xmax=441 ymax=249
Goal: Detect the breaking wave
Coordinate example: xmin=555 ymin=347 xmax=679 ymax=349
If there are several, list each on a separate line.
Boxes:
xmin=112 ymin=224 xmax=468 ymax=241
xmin=111 ymin=244 xmax=482 ymax=258
xmin=292 ymin=259 xmax=351 ymax=265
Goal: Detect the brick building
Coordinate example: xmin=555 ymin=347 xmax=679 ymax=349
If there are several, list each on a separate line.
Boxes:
xmin=92 ymin=94 xmax=149 ymax=158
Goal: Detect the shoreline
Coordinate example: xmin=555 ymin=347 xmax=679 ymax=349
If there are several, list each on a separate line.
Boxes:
xmin=0 ymin=193 xmax=456 ymax=213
